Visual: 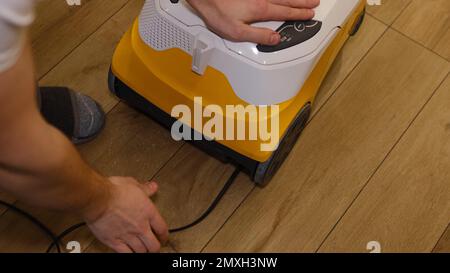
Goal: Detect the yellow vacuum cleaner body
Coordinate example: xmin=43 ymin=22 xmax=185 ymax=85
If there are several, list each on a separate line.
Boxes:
xmin=109 ymin=0 xmax=366 ymax=185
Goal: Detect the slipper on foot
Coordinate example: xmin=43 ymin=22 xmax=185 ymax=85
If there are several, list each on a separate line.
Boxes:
xmin=38 ymin=87 xmax=105 ymax=144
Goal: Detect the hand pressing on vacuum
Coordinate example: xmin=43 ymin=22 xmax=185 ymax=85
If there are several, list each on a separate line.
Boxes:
xmin=186 ymin=0 xmax=320 ymax=45
xmin=85 ymin=177 xmax=169 ymax=253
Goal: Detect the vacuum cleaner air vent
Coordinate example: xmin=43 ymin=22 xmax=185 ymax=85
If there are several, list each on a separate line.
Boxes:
xmin=139 ymin=0 xmax=194 ymax=53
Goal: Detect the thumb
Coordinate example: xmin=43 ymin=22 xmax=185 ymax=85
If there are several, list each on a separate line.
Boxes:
xmin=236 ymin=24 xmax=280 ymax=46
xmin=141 ymin=181 xmax=159 ymax=197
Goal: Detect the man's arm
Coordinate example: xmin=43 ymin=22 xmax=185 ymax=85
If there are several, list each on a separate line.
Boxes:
xmin=187 ymin=0 xmax=320 ymax=45
xmin=0 ymin=43 xmax=110 ymax=217
xmin=0 ymin=42 xmax=168 ymax=253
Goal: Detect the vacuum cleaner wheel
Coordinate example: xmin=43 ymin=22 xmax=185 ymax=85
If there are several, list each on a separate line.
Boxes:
xmin=108 ymin=69 xmax=118 ymax=96
xmin=254 ymin=103 xmax=311 ymax=186
xmin=349 ymin=8 xmax=366 ymax=36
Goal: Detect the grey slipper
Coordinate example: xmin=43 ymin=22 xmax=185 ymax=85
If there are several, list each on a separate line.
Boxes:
xmin=38 ymin=87 xmax=106 ymax=144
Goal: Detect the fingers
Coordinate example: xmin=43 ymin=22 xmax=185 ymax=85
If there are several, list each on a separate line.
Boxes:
xmin=113 ymin=243 xmax=133 ymax=253
xmin=140 ymin=181 xmax=159 ymax=197
xmin=262 ymin=4 xmax=315 ymax=21
xmin=117 ymin=232 xmax=161 ymax=253
xmin=110 ymin=229 xmax=162 ymax=253
xmin=147 ymin=203 xmax=170 ymax=243
xmin=231 ymin=24 xmax=280 ymax=45
xmin=269 ymin=0 xmax=320 ymax=9
xmin=126 ymin=236 xmax=148 ymax=253
xmin=139 ymin=228 xmax=162 ymax=253
xmin=136 ymin=182 xmax=169 ymax=243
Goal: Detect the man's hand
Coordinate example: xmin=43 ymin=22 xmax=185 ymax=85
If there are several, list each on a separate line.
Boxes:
xmin=85 ymin=177 xmax=169 ymax=253
xmin=187 ymin=0 xmax=320 ymax=45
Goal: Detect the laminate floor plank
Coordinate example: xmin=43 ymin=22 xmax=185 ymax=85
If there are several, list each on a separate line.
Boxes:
xmin=320 ymin=75 xmax=450 ymax=252
xmin=393 ymin=0 xmax=450 ymax=60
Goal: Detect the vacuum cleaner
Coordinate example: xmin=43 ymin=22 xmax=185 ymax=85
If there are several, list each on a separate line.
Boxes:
xmin=108 ymin=0 xmax=366 ymax=185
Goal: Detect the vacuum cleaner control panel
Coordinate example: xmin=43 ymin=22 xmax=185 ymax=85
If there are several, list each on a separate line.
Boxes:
xmin=156 ymin=0 xmax=361 ymax=65
xmin=257 ymin=20 xmax=322 ymax=53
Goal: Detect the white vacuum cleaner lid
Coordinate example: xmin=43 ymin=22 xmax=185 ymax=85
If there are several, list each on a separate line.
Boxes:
xmin=140 ymin=0 xmax=361 ymax=105
xmin=159 ymin=0 xmax=357 ymax=65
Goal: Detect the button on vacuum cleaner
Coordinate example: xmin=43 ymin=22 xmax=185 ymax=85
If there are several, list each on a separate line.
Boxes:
xmin=257 ymin=20 xmax=322 ymax=53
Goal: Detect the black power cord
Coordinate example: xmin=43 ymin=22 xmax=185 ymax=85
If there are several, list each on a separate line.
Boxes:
xmin=46 ymin=222 xmax=86 ymax=253
xmin=0 ymin=166 xmax=241 ymax=253
xmin=0 ymin=200 xmax=61 ymax=253
xmin=169 ymin=165 xmax=241 ymax=233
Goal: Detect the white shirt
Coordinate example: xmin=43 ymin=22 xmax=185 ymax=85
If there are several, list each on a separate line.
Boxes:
xmin=0 ymin=0 xmax=35 ymax=73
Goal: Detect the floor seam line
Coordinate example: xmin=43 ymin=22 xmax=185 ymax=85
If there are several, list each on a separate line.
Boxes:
xmin=315 ymin=70 xmax=450 ymax=253
xmin=432 ymin=222 xmax=450 ymax=252
xmin=37 ymin=0 xmax=132 ymax=81
xmin=308 ymin=19 xmax=389 ymax=125
xmin=200 ymin=185 xmax=257 ymax=253
xmin=388 ymin=26 xmax=450 ymax=63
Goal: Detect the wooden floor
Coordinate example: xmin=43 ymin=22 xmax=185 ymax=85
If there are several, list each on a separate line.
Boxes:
xmin=0 ymin=0 xmax=449 ymax=253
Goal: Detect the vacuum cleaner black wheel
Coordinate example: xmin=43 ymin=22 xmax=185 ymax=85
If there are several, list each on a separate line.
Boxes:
xmin=108 ymin=69 xmax=118 ymax=96
xmin=349 ymin=8 xmax=366 ymax=36
xmin=254 ymin=103 xmax=311 ymax=186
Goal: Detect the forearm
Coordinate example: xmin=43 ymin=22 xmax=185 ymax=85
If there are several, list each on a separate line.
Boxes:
xmin=0 ymin=43 xmax=110 ymax=220
xmin=0 ymin=125 xmax=110 ymax=218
